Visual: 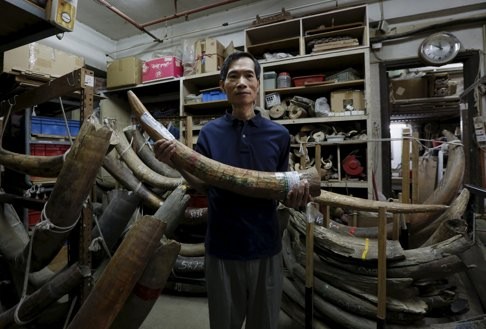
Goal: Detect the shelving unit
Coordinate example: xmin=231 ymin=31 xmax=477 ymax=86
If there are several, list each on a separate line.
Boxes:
xmin=245 ymin=5 xmax=368 ymax=60
xmin=102 ymin=72 xmax=227 ymax=147
xmin=0 ymin=68 xmax=95 ymax=222
xmin=245 ymin=5 xmax=373 ymax=198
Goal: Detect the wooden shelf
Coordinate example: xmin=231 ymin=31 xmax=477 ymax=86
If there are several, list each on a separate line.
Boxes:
xmin=246 ymin=36 xmax=301 ymax=58
xmin=245 ymin=19 xmax=301 ymax=48
xmin=264 ymin=79 xmax=364 ymax=96
xmin=274 ymin=115 xmax=367 ymax=125
xmin=291 ymin=139 xmax=367 ymax=148
xmin=183 ymin=100 xmax=230 ymax=110
xmin=391 ymin=96 xmax=460 ymax=122
xmin=321 ymin=180 xmax=368 ymax=188
xmin=304 ymin=26 xmax=365 ymax=55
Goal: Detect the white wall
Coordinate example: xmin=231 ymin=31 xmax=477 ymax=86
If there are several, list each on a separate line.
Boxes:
xmin=111 ymin=0 xmax=345 ymax=60
xmin=39 ymin=21 xmax=116 ymax=72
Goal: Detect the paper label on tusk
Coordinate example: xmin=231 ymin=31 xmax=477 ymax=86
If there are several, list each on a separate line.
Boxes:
xmin=140 ymin=112 xmax=175 ymax=141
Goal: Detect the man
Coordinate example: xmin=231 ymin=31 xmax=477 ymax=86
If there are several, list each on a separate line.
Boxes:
xmin=154 ymin=51 xmax=310 ymax=329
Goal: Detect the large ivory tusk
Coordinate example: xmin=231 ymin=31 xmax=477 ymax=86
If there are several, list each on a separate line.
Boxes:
xmin=0 ymin=147 xmax=64 ymax=177
xmin=315 ymin=190 xmax=447 ymax=214
xmin=124 ymin=126 xmax=182 ymax=178
xmin=127 ymin=90 xmax=321 ymax=200
xmin=102 ymin=150 xmax=164 ymax=210
xmin=408 ymin=130 xmax=465 ymax=234
xmin=112 ymin=128 xmax=184 ymax=189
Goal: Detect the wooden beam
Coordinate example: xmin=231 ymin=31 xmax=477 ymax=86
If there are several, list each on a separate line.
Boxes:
xmin=0 ymin=68 xmax=90 ymax=117
xmin=401 ymin=128 xmax=411 ymax=204
xmin=377 ymin=207 xmax=387 ymax=328
xmin=411 ymin=131 xmax=419 ymax=204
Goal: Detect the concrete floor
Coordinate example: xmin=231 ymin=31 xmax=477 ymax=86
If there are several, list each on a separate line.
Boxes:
xmin=140 ymin=294 xmax=302 ymax=329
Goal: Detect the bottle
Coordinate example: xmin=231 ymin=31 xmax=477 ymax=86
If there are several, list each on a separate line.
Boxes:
xmin=277 ymin=72 xmax=291 ymax=88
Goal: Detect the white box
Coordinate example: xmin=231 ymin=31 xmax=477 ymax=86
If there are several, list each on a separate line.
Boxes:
xmin=265 ymin=92 xmax=281 ymax=108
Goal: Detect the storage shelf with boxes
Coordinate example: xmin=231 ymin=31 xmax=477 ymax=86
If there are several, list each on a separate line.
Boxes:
xmin=107 ymin=55 xmax=183 ymax=89
xmin=259 ymin=50 xmax=367 ymax=119
xmin=3 ymin=42 xmax=85 ymax=79
xmin=245 ymin=5 xmax=373 ymax=197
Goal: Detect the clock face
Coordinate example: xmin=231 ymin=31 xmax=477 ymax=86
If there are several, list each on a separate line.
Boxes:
xmin=419 ymin=32 xmax=461 ymax=65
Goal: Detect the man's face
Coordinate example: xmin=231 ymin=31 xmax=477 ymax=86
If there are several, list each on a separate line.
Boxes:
xmin=220 ymin=57 xmax=260 ymax=107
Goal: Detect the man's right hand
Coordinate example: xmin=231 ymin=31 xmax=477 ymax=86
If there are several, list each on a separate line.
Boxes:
xmin=153 ymin=139 xmax=177 ymax=168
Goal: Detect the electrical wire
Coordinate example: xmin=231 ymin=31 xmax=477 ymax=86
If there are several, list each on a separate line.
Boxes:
xmin=106 ymin=0 xmax=335 ymax=57
xmin=371 ymin=15 xmax=486 ymax=44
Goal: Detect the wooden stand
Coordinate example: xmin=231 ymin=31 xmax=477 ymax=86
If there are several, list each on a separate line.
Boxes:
xmin=377 ymin=207 xmax=387 ymax=328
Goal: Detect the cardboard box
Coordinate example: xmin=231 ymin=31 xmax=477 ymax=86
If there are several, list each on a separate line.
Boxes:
xmin=142 ymin=56 xmax=183 ymax=83
xmin=107 ymin=57 xmax=142 ymax=89
xmin=390 ymin=78 xmax=427 ymax=100
xmin=195 ymin=38 xmax=225 ymax=74
xmin=330 ymin=90 xmax=365 ymax=112
xmin=3 ymin=42 xmax=84 ymax=78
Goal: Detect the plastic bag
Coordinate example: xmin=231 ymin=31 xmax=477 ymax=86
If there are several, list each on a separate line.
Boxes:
xmin=315 ymin=97 xmax=330 ymax=117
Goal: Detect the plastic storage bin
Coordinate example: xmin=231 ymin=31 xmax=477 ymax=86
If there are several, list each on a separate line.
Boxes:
xmin=201 ymin=89 xmax=227 ymax=102
xmin=327 ymin=68 xmax=360 ymax=82
xmin=29 ymin=143 xmax=70 ymax=184
xmin=31 ymin=116 xmax=81 ymax=136
xmin=292 ymin=74 xmax=325 ymax=87
xmin=277 ymin=72 xmax=291 ymax=88
xmin=30 ymin=143 xmax=70 ymax=156
xmin=263 ymin=71 xmax=277 ymax=90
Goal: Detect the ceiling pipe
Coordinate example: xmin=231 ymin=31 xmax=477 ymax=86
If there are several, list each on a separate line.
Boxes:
xmin=141 ymin=0 xmax=242 ymax=28
xmin=95 ymin=0 xmax=163 ymax=42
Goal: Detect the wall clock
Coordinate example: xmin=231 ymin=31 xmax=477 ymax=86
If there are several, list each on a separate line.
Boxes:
xmin=418 ymin=32 xmax=462 ymax=65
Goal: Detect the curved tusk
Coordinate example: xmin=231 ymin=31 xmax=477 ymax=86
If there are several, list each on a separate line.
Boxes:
xmin=0 ymin=147 xmax=64 ymax=177
xmin=112 ymin=128 xmax=184 ymax=189
xmin=128 ymin=90 xmax=321 ymax=200
xmin=124 ymin=126 xmax=182 ymax=178
xmin=315 ymin=190 xmax=447 ymax=214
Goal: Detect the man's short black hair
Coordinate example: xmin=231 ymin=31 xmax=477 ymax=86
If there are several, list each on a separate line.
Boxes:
xmin=220 ymin=51 xmax=261 ymax=81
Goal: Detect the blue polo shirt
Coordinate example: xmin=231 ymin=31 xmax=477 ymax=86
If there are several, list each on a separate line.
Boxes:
xmin=196 ymin=110 xmax=290 ymax=260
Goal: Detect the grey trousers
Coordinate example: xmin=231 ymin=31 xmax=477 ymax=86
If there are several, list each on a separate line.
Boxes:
xmin=205 ymin=253 xmax=283 ymax=329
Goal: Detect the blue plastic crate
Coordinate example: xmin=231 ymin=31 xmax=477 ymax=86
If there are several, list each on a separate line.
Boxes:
xmin=31 ymin=116 xmax=81 ymax=137
xmin=201 ymin=90 xmax=227 ymax=102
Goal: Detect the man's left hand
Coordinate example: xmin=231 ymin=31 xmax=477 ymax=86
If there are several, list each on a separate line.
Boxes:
xmin=284 ymin=179 xmax=312 ymax=209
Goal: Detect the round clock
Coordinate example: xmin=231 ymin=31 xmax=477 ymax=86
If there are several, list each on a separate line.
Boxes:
xmin=419 ymin=32 xmax=462 ymax=65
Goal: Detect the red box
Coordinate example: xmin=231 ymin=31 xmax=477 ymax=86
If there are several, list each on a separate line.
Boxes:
xmin=28 ymin=209 xmax=41 ymax=226
xmin=142 ymin=56 xmax=183 ymax=83
xmin=188 ymin=193 xmax=208 ymax=208
xmin=292 ymin=74 xmax=325 ymax=87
